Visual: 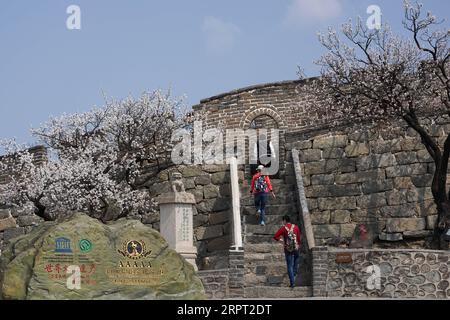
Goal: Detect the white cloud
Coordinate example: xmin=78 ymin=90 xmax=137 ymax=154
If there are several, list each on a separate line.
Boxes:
xmin=202 ymin=16 xmax=240 ymax=55
xmin=284 ymin=0 xmax=343 ymax=27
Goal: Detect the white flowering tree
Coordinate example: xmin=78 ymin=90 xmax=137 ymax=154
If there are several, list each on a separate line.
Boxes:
xmin=302 ymin=1 xmax=450 ymax=248
xmin=0 ymin=90 xmax=189 ymax=222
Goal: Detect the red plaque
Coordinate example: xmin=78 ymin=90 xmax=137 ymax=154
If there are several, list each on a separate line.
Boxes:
xmin=335 ymin=252 xmax=352 ymax=263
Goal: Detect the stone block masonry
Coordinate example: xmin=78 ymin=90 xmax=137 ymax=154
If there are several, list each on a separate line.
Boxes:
xmin=312 ymin=247 xmax=328 ymax=297
xmin=284 ymin=122 xmax=448 ymax=247
xmin=0 ymin=208 xmax=44 ymax=252
xmin=0 ymin=161 xmax=238 ymax=268
xmin=197 ymin=252 xmax=246 ymax=299
xmin=192 ymin=79 xmax=328 ymax=132
xmin=197 ymin=269 xmax=229 ymax=299
xmin=228 ymin=250 xmax=245 ymax=298
xmin=316 ymin=247 xmax=450 ymax=298
xmin=144 ymin=164 xmax=243 ymax=270
xmin=193 ymin=79 xmax=447 ymax=247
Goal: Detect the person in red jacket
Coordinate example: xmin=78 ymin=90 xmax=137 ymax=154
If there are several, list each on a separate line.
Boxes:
xmin=273 ymin=215 xmax=301 ymax=288
xmin=249 ymin=165 xmax=275 ymax=226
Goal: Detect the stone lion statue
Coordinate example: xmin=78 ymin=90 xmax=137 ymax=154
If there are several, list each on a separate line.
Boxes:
xmin=170 ymin=172 xmax=185 ymax=193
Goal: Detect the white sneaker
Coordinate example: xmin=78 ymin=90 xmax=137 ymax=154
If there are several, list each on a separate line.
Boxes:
xmin=260 ymin=221 xmax=265 ymax=226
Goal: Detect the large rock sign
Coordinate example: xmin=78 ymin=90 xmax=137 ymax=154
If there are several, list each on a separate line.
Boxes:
xmin=0 ymin=213 xmax=205 ymax=300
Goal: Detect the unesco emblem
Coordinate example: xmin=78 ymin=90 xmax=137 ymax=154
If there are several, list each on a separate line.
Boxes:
xmin=55 ymin=237 xmax=72 ymax=253
xmin=118 ymin=240 xmax=151 ymax=260
xmin=78 ymin=239 xmax=92 ymax=252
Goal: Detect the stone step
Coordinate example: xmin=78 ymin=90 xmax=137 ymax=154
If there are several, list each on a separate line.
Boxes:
xmin=244 ymin=243 xmax=284 ymax=253
xmin=240 ymin=193 xmax=297 ymax=206
xmin=240 ymin=184 xmax=295 ymax=194
xmin=242 ymin=204 xmax=297 ymax=216
xmin=244 ymin=273 xmax=290 ymax=287
xmin=245 ymin=224 xmax=280 ymax=235
xmin=244 ymin=246 xmax=287 ymax=264
xmin=245 ymin=234 xmax=276 ymax=243
xmin=245 ymin=253 xmax=286 ymax=263
xmin=240 ymin=192 xmax=296 ymax=200
xmin=244 ymin=286 xmax=312 ymax=299
xmin=242 ymin=179 xmax=290 ymax=187
xmin=244 ymin=262 xmax=306 ymax=287
xmin=243 ymin=214 xmax=300 ymax=225
xmin=245 ymin=254 xmax=287 ymax=267
xmin=267 ymin=179 xmax=288 ymax=186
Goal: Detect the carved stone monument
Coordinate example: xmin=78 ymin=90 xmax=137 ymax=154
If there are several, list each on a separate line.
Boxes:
xmin=0 ymin=212 xmax=205 ymax=299
xmin=158 ymin=172 xmax=198 ymax=271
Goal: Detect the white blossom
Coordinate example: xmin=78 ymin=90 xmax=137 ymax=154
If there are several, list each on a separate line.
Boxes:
xmin=0 ymin=90 xmax=189 ymax=221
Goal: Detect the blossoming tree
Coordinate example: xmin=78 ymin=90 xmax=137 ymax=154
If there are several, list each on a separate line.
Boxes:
xmin=0 ymin=90 xmax=189 ymax=222
xmin=303 ymin=1 xmax=449 ymax=248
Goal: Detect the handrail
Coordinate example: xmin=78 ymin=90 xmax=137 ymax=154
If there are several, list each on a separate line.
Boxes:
xmin=229 ymin=157 xmax=243 ymax=251
xmin=292 ymin=148 xmax=316 ymax=249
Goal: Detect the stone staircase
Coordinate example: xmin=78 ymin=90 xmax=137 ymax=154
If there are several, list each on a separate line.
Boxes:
xmin=240 ymin=177 xmax=312 ymax=298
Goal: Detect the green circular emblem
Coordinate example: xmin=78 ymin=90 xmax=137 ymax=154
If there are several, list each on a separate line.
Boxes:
xmin=79 ymin=239 xmax=92 ymax=252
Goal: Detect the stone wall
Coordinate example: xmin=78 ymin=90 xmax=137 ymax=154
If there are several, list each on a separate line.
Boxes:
xmin=1 ymin=79 xmax=449 ymax=289
xmin=283 ymin=121 xmax=449 ymax=247
xmin=197 ymin=269 xmax=229 ymax=299
xmin=228 ymin=250 xmax=245 ymax=297
xmin=192 ymin=79 xmax=325 ymax=132
xmin=193 ymin=79 xmax=448 ymax=247
xmin=0 ymin=207 xmax=43 ymax=253
xmin=197 ymin=252 xmax=246 ymax=299
xmin=311 ymin=247 xmax=328 ymax=297
xmin=143 ymin=164 xmax=245 ymax=270
xmin=0 ymin=144 xmax=239 ymax=269
xmin=315 ymin=246 xmax=450 ymax=298
xmin=3 ymin=80 xmax=448 ymax=253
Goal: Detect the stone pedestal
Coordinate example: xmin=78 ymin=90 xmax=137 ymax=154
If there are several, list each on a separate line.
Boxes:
xmin=158 ymin=192 xmax=198 ymax=271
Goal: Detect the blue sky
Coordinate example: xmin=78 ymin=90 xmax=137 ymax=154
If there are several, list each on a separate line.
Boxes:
xmin=0 ymin=0 xmax=449 ymax=144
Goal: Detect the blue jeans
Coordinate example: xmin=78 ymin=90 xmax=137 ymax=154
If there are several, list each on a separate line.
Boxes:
xmin=285 ymin=250 xmax=299 ymax=287
xmin=254 ymin=192 xmax=267 ymax=224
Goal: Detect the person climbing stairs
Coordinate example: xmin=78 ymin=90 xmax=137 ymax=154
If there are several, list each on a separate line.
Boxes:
xmin=240 ymin=163 xmax=313 ymax=298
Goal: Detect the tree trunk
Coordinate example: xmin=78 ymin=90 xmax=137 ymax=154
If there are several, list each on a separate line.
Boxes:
xmin=34 ymin=203 xmax=53 ymax=221
xmin=432 ymin=134 xmax=450 ymax=250
xmin=402 ymin=115 xmax=450 ymax=250
xmin=435 ymin=201 xmax=450 ymax=250
xmin=431 ymin=166 xmax=450 ymax=249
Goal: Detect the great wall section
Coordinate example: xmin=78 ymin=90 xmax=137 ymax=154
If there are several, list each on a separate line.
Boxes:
xmin=1 ymin=79 xmax=450 ymax=299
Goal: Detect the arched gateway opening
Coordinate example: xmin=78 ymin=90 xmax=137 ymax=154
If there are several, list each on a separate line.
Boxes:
xmin=240 ymin=106 xmax=287 ymax=179
xmin=248 ymin=114 xmax=280 ymax=178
